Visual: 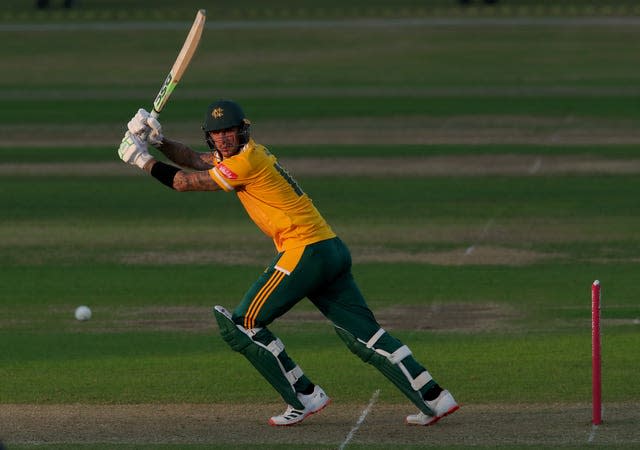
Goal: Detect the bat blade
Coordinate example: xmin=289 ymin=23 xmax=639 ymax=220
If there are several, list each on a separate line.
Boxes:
xmin=151 ymin=9 xmax=206 ymax=117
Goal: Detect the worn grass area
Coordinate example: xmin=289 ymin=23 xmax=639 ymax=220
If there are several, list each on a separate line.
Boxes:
xmin=3 ymin=402 xmax=640 ymax=449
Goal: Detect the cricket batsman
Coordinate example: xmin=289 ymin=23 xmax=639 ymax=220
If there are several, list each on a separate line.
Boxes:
xmin=118 ymin=99 xmax=459 ymax=426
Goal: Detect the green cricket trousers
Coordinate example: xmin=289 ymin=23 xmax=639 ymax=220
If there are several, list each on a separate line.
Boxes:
xmin=231 ymin=236 xmax=434 ymax=396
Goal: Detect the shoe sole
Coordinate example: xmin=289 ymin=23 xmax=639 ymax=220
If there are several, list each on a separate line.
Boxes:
xmin=268 ymin=398 xmax=332 ymax=427
xmin=406 ymin=404 xmax=460 ymax=426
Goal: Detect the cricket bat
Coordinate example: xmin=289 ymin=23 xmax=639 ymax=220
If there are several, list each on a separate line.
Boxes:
xmin=150 ymin=9 xmax=206 ymax=119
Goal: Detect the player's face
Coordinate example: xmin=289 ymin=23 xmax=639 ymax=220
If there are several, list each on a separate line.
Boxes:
xmin=210 ymin=127 xmax=240 ymax=158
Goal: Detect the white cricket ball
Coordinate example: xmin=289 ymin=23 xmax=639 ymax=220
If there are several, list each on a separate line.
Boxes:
xmin=75 ymin=305 xmax=92 ymax=321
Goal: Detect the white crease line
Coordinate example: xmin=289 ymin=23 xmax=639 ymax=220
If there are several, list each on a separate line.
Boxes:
xmin=587 ymin=424 xmax=599 ymax=443
xmin=465 ymin=158 xmax=540 ymax=257
xmin=529 ymin=157 xmax=542 ymax=174
xmin=481 ymin=218 xmax=496 ymax=236
xmin=339 ymin=389 xmax=380 ymax=450
xmin=464 ymin=218 xmax=495 ymax=256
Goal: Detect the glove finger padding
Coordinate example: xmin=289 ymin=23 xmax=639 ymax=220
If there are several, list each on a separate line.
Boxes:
xmin=127 ymin=108 xmax=151 ymax=136
xmin=146 ymin=115 xmax=164 ymax=146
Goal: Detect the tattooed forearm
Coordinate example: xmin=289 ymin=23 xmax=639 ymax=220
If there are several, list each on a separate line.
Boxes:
xmin=173 ymin=171 xmax=221 ymax=192
xmin=156 ymin=138 xmax=213 ymax=171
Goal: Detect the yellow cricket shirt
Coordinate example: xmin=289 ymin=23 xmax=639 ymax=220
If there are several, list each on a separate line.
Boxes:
xmin=208 ymin=139 xmax=336 ymax=252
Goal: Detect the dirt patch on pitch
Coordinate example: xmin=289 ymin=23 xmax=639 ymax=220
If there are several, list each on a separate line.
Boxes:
xmin=279 ymin=302 xmax=521 ymax=333
xmin=2 ymin=402 xmax=638 ymax=447
xmin=4 ymin=114 xmax=640 ymax=147
xmin=282 ymin=154 xmax=640 ymax=176
xmin=119 ymin=249 xmax=268 ymax=266
xmin=4 ymin=154 xmax=640 ymax=176
xmin=63 ymin=302 xmax=519 ymax=335
xmin=115 ymin=245 xmax=557 ymax=268
xmin=376 ymin=303 xmax=521 ymax=332
xmin=352 ymin=245 xmax=559 ymax=266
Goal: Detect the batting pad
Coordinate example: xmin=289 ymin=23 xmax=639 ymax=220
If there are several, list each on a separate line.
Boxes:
xmin=213 ymin=306 xmax=305 ymax=410
xmin=335 ymin=326 xmax=435 ymax=416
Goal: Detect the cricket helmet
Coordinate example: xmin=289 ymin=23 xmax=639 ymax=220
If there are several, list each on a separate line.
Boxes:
xmin=202 ymin=99 xmax=251 ymax=154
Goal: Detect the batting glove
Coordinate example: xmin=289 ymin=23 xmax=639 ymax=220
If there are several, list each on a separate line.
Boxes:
xmin=118 ymin=131 xmax=153 ymax=169
xmin=146 ymin=114 xmax=164 ymax=147
xmin=127 ymin=108 xmax=164 ymax=147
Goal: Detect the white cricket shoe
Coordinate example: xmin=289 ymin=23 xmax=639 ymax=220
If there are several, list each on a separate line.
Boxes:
xmin=406 ymin=390 xmax=459 ymax=426
xmin=269 ymin=385 xmax=331 ymax=426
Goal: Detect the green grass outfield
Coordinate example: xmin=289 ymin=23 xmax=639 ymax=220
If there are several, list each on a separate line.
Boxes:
xmin=3 ymin=0 xmax=640 ymax=22
xmin=2 ymin=145 xmax=639 ymax=448
xmin=1 ymin=7 xmax=640 ymax=449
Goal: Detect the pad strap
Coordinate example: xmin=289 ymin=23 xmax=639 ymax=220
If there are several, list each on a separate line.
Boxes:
xmin=365 ymin=329 xmax=412 ymax=365
xmin=389 ymin=345 xmax=412 ymax=364
xmin=286 ymin=365 xmax=304 ymax=384
xmin=267 ymin=338 xmax=285 ymax=357
xmin=410 ymin=370 xmax=432 ymax=391
xmin=366 ymin=328 xmax=386 ymax=348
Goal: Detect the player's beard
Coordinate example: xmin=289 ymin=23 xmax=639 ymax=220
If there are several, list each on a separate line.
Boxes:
xmin=217 ymin=138 xmax=240 ymax=159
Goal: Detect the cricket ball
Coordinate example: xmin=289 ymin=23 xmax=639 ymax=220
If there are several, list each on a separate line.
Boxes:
xmin=75 ymin=305 xmax=92 ymax=321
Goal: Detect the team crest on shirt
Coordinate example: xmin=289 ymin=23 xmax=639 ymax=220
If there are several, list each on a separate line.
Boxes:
xmin=217 ymin=163 xmax=238 ymax=179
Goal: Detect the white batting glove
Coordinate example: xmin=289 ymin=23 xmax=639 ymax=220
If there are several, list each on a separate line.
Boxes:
xmin=146 ymin=114 xmax=164 ymax=147
xmin=118 ymin=131 xmax=153 ymax=169
xmin=127 ymin=108 xmax=164 ymax=147
xmin=127 ymin=108 xmax=150 ymax=136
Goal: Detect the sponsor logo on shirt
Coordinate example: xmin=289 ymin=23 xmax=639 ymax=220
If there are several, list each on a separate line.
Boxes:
xmin=217 ymin=163 xmax=238 ymax=179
